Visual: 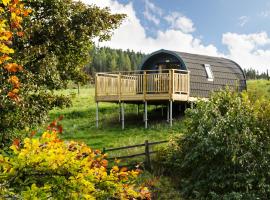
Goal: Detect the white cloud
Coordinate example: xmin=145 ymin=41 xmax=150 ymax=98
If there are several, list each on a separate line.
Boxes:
xmin=238 ymin=16 xmax=249 ymax=27
xmin=80 ymin=0 xmax=270 ymax=72
xmin=165 ymin=12 xmax=195 ymax=33
xmin=222 ymin=32 xmax=270 ymax=72
xmin=143 ymin=0 xmax=163 ymax=25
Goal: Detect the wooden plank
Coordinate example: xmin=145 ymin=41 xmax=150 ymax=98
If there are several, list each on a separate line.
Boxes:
xmin=105 ymin=143 xmax=146 ymax=152
xmin=148 ymin=140 xmax=168 ymax=146
xmin=107 ymin=152 xmax=146 ymax=160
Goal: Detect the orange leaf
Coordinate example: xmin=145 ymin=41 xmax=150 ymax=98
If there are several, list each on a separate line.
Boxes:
xmin=4 ymin=63 xmax=23 ymax=72
xmin=120 ymin=167 xmax=128 ymax=172
xmin=57 ymin=125 xmax=63 ymax=133
xmin=101 ymin=159 xmax=108 ymax=167
xmin=12 ymin=138 xmax=20 ymax=149
xmin=8 ymin=75 xmax=20 ymax=88
xmin=16 ymin=31 xmax=24 ymax=37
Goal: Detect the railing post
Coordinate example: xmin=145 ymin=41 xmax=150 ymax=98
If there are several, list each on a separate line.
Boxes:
xmin=171 ymin=69 xmax=175 ymax=100
xmin=145 ymin=140 xmax=151 ymax=170
xmin=143 ymin=71 xmax=147 ymax=101
xmin=169 ymin=69 xmax=172 ymax=100
xmin=118 ymin=73 xmax=121 ymax=102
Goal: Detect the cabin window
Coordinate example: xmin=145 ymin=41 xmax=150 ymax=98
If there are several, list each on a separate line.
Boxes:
xmin=204 ymin=64 xmax=214 ymax=81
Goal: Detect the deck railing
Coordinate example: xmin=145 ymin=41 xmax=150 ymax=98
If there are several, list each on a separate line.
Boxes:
xmin=95 ymin=69 xmax=190 ymax=102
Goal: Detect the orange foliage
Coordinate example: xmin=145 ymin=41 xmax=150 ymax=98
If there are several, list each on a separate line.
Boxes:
xmin=0 ymin=0 xmax=31 ymax=101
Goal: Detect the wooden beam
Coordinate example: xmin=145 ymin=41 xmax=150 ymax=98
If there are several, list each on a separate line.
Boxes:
xmin=171 ymin=69 xmax=175 ymax=100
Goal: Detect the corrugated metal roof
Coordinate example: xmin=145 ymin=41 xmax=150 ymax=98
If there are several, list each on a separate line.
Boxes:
xmin=140 ymin=49 xmax=247 ymax=98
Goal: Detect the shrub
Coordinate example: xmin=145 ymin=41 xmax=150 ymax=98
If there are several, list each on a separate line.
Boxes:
xmin=156 ymin=90 xmax=270 ymax=199
xmin=0 ymin=131 xmax=150 ymax=199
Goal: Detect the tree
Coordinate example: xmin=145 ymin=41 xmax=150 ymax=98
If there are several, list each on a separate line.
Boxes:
xmin=16 ymin=0 xmax=125 ymax=89
xmin=0 ymin=0 xmax=126 ymax=147
xmin=0 ymin=0 xmax=33 ymax=147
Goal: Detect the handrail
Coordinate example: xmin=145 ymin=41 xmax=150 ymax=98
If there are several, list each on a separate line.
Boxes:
xmin=95 ymin=68 xmax=189 ymax=75
xmin=95 ymin=69 xmax=190 ymax=101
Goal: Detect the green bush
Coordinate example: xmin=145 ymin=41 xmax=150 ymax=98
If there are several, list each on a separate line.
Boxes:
xmin=0 ymin=130 xmax=150 ymax=199
xmin=156 ymin=90 xmax=270 ymax=199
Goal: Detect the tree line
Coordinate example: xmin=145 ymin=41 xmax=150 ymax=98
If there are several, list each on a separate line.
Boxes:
xmin=244 ymin=68 xmax=269 ymax=80
xmin=85 ymin=48 xmax=269 ymax=81
xmin=85 ymin=46 xmax=146 ymax=74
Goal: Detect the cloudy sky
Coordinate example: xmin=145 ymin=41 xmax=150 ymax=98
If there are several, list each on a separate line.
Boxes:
xmin=81 ymin=0 xmax=270 ymax=72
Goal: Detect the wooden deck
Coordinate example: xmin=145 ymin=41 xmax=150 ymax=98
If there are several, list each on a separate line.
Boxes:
xmin=95 ymin=69 xmax=190 ymax=102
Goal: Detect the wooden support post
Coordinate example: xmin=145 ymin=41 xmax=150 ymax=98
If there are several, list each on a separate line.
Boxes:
xmin=145 ymin=140 xmax=151 ymax=170
xmin=121 ymin=102 xmax=125 ymax=130
xmin=118 ymin=103 xmax=121 ymax=122
xmin=144 ymin=101 xmax=148 ymax=129
xmin=167 ymin=103 xmax=169 ymax=122
xmin=169 ymin=100 xmax=173 ymax=127
xmin=96 ymin=102 xmax=99 ymax=128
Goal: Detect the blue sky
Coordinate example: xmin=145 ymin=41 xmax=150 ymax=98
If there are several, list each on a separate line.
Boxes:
xmin=119 ymin=0 xmax=270 ymax=54
xmin=84 ymin=0 xmax=270 ymax=72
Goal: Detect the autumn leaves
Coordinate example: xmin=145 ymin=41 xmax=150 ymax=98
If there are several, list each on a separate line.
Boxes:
xmin=0 ymin=0 xmax=31 ymax=102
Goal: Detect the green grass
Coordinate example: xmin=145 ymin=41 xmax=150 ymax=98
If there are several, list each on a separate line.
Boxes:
xmin=247 ymin=79 xmax=270 ymax=99
xmin=43 ymin=79 xmax=269 ymax=152
xmin=45 ymin=86 xmax=185 ymax=152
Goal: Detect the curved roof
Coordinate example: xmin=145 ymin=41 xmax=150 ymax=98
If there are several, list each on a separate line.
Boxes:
xmin=140 ymin=49 xmax=246 ymax=98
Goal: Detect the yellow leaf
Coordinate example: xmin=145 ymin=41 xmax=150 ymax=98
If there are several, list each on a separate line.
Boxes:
xmin=2 ymin=0 xmax=11 ymax=6
xmin=0 ymin=44 xmax=14 ymax=54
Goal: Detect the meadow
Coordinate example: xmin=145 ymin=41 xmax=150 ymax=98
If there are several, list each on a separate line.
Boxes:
xmin=46 ymin=86 xmax=186 ymax=152
xmin=44 ymin=79 xmax=269 ymax=152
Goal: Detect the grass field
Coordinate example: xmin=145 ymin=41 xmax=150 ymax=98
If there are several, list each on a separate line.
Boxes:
xmin=45 ymin=86 xmax=186 ymax=153
xmin=42 ymin=79 xmax=269 ymax=153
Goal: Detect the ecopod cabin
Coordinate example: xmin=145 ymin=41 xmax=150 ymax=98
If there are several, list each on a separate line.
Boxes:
xmin=95 ymin=49 xmax=246 ymax=129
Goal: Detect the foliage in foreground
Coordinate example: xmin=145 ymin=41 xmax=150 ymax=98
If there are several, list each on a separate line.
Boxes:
xmin=156 ymin=89 xmax=270 ymax=199
xmin=0 ymin=128 xmax=150 ymax=199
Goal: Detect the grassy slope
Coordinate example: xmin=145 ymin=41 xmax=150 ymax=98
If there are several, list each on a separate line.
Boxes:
xmin=47 ymin=87 xmax=185 ymax=152
xmin=46 ymin=80 xmax=270 ymax=152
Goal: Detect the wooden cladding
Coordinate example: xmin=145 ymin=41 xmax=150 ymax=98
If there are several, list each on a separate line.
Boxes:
xmin=95 ymin=69 xmax=190 ymax=102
